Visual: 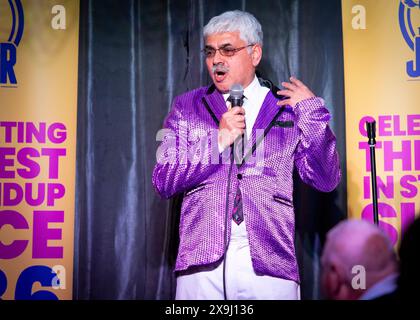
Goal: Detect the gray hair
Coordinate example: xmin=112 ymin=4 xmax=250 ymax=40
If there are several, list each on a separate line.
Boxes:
xmin=203 ymin=10 xmax=263 ymax=47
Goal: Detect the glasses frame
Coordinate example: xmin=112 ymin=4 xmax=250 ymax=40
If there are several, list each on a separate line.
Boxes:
xmin=202 ymin=44 xmax=255 ymax=58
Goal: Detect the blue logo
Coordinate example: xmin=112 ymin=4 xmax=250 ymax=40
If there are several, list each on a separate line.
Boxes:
xmin=399 ymin=0 xmax=420 ymax=77
xmin=0 ymin=0 xmax=24 ymax=86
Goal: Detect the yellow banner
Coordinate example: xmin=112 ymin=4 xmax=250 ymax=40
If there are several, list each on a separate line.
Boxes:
xmin=0 ymin=0 xmax=79 ymax=299
xmin=342 ymin=0 xmax=420 ymax=247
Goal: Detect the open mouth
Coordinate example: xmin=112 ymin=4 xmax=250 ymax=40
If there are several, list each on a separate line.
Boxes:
xmin=212 ymin=64 xmax=229 ymax=82
xmin=214 ymin=70 xmax=227 ymax=82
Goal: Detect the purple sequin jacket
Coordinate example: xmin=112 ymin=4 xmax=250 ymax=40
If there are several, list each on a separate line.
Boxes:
xmin=152 ymin=85 xmax=341 ymax=283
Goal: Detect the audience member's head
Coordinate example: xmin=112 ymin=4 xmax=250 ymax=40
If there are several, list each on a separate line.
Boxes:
xmin=398 ymin=216 xmax=420 ymax=299
xmin=321 ymin=219 xmax=398 ymax=300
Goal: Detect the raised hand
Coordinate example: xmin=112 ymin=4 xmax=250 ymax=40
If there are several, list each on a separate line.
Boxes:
xmin=277 ymin=77 xmax=315 ymax=108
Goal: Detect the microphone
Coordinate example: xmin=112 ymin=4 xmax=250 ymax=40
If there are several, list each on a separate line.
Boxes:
xmin=229 ymin=84 xmax=244 ymax=108
xmin=229 ymin=84 xmax=245 ymax=161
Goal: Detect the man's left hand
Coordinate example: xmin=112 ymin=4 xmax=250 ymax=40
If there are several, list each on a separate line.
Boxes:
xmin=276 ymin=77 xmax=315 ymax=108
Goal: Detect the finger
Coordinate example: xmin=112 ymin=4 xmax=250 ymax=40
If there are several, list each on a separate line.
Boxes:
xmin=281 ymin=81 xmax=298 ymax=91
xmin=234 ymin=116 xmax=246 ymax=127
xmin=232 ymin=128 xmax=245 ymax=137
xmin=231 ymin=106 xmax=245 ymax=115
xmin=289 ymin=76 xmax=305 ymax=88
xmin=235 ymin=122 xmax=246 ymax=129
xmin=276 ymin=89 xmax=293 ymax=97
xmin=277 ymin=99 xmax=292 ymax=106
xmin=234 ymin=115 xmax=245 ymax=122
xmin=226 ymin=100 xmax=232 ymax=110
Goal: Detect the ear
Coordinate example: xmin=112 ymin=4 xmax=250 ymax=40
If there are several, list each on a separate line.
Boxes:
xmin=251 ymin=44 xmax=262 ymax=67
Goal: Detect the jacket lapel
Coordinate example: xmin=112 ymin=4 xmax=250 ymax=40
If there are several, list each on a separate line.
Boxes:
xmin=247 ymin=91 xmax=282 ymax=150
xmin=202 ymin=85 xmax=228 ymax=126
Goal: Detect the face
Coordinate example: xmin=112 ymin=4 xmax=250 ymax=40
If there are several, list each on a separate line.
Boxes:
xmin=204 ymin=31 xmax=262 ymax=93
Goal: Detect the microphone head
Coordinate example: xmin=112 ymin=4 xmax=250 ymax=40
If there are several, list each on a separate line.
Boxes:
xmin=229 ymin=84 xmax=244 ymax=99
xmin=366 ymin=121 xmax=376 ymax=139
xmin=366 ymin=120 xmax=376 ymax=145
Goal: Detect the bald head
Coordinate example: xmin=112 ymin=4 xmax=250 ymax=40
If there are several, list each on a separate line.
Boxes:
xmin=321 ymin=219 xmax=397 ymax=300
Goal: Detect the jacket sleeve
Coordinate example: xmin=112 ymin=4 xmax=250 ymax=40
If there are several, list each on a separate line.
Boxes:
xmin=293 ymin=97 xmax=341 ymax=192
xmin=152 ymin=96 xmax=223 ymax=199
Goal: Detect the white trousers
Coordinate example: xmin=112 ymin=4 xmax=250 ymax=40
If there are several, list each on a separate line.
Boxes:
xmin=176 ymin=222 xmax=300 ymax=300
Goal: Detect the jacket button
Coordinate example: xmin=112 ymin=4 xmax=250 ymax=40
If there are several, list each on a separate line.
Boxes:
xmin=237 ymin=173 xmax=243 ymax=180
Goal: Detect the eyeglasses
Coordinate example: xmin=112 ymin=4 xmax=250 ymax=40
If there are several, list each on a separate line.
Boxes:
xmin=202 ymin=44 xmax=255 ymax=58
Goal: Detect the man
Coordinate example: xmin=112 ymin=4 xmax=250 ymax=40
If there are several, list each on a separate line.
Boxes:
xmin=153 ymin=10 xmax=341 ymax=299
xmin=321 ymin=219 xmax=399 ymax=300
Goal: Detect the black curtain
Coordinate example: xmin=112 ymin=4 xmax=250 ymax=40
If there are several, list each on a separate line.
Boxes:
xmin=74 ymin=0 xmax=347 ymax=300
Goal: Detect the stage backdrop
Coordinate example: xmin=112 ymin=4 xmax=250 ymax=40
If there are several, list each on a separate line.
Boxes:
xmin=342 ymin=0 xmax=420 ymax=247
xmin=0 ymin=0 xmax=79 ymax=299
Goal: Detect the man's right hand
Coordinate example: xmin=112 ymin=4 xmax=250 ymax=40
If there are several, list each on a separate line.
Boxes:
xmin=218 ymin=106 xmax=246 ymax=152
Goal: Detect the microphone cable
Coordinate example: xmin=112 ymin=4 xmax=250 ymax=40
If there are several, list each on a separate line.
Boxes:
xmin=222 ymin=85 xmax=244 ymax=300
xmin=222 ymin=145 xmax=234 ymax=300
xmin=205 ymin=78 xmax=286 ymax=301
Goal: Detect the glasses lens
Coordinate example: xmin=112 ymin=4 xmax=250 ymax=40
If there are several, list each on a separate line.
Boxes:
xmin=204 ymin=48 xmax=215 ymax=57
xmin=220 ymin=47 xmax=236 ymax=56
